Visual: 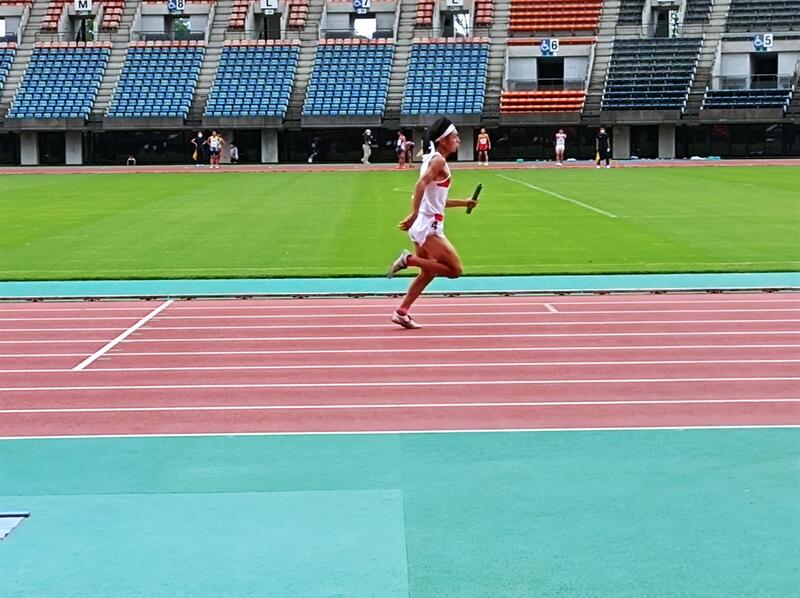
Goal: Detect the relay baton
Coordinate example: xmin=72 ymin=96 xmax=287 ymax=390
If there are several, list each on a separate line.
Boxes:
xmin=466 ymin=183 xmax=483 ymax=215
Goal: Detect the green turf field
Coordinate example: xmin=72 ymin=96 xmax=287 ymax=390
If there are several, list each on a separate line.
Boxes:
xmin=0 ymin=166 xmax=798 ymax=280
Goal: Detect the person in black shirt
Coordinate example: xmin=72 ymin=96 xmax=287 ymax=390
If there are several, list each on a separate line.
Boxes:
xmin=596 ymin=127 xmax=611 ymax=169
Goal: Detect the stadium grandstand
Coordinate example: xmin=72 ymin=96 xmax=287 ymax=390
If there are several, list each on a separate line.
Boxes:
xmin=0 ymin=0 xmax=797 ymax=164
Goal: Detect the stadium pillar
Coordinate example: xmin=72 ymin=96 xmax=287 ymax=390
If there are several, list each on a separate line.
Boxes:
xmin=20 ymin=131 xmax=39 ymax=166
xmin=612 ymin=125 xmax=630 ymax=160
xmin=457 ymin=128 xmax=474 ymax=161
xmin=261 ymin=129 xmax=278 ymax=163
xmin=658 ymin=124 xmax=675 ymax=159
xmin=65 ymin=131 xmax=83 ymax=165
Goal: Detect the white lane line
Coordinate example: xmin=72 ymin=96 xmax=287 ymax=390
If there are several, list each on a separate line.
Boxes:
xmin=2 ymin=330 xmax=799 ymax=346
xmin=2 ymin=425 xmax=799 ymax=441
xmin=131 ymin=318 xmax=800 ymax=331
xmin=5 ymin=318 xmax=800 ymax=334
xmin=147 ymin=308 xmax=800 ymax=319
xmin=122 ymin=331 xmax=800 ymax=343
xmin=1 ymin=298 xmax=798 ymax=314
xmin=5 ymin=358 xmax=798 ymax=374
xmin=98 ymin=343 xmax=800 ymax=357
xmin=6 ymin=308 xmax=800 ymax=322
xmin=72 ymin=300 xmax=174 ymax=371
xmin=3 ymin=397 xmax=798 ymax=415
xmin=2 ymin=376 xmax=798 ymax=392
xmin=498 ymin=174 xmax=619 ymax=218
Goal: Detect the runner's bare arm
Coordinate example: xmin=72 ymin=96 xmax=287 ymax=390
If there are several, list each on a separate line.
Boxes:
xmin=398 ymin=155 xmax=446 ymax=230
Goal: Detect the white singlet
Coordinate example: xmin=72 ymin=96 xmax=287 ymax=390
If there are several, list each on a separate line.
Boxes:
xmin=209 ymin=136 xmax=222 ymax=151
xmin=407 ymin=152 xmax=451 ymax=246
xmin=555 ymin=132 xmax=566 ymax=149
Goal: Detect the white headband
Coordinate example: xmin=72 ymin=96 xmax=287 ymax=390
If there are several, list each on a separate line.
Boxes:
xmin=435 ymin=124 xmax=458 ymax=143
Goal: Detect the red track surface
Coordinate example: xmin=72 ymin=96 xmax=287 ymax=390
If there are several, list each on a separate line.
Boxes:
xmin=1 ymin=293 xmax=799 ymax=437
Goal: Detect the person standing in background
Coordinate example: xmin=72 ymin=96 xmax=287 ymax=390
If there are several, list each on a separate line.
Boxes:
xmin=596 ymin=127 xmax=611 ymax=169
xmin=362 ymin=129 xmax=375 ymax=165
xmin=476 ymin=128 xmax=491 ymax=166
xmin=555 ymin=129 xmax=567 ymax=166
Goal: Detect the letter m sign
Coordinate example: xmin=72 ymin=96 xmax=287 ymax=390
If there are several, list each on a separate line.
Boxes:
xmin=74 ymin=0 xmax=92 ymax=11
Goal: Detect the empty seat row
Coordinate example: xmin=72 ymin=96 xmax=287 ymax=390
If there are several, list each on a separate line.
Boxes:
xmin=602 ymin=38 xmax=701 ymax=110
xmin=8 ymin=44 xmax=109 ymax=119
xmin=501 ymin=90 xmax=586 ymax=113
xmin=403 ymin=41 xmax=489 ymax=115
xmin=107 ymin=43 xmax=205 ymax=118
xmin=304 ymin=40 xmax=394 ymax=117
xmin=702 ymin=88 xmax=793 ymax=109
xmin=206 ymin=42 xmax=299 ymax=118
xmin=509 ymin=0 xmax=602 ymax=33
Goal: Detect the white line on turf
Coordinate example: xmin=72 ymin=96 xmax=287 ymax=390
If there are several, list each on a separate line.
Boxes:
xmin=497 ymin=174 xmax=619 ymax=218
xmin=2 ymin=397 xmax=798 ymax=415
xmin=1 ymin=376 xmax=798 ymax=392
xmin=72 ymin=300 xmax=173 ymax=371
xmin=3 ymin=358 xmax=798 ymax=375
xmin=1 ymin=424 xmax=798 ymax=441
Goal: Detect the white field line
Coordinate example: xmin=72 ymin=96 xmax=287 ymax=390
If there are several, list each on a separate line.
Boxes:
xmin=5 ymin=308 xmax=800 ymax=322
xmin=4 ymin=343 xmax=800 ymax=359
xmin=72 ymin=300 xmax=173 ymax=371
xmin=1 ymin=376 xmax=799 ymax=392
xmin=497 ymin=174 xmax=619 ymax=218
xmin=3 ymin=424 xmax=799 ymax=440
xmin=1 ymin=298 xmax=798 ymax=314
xmin=131 ymin=318 xmax=800 ymax=331
xmin=2 ymin=397 xmax=799 ymax=415
xmin=2 ymin=330 xmax=799 ymax=345
xmin=10 ymin=357 xmax=799 ymax=374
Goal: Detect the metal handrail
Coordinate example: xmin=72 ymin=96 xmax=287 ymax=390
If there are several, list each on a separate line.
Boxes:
xmin=505 ymin=78 xmax=587 ymax=91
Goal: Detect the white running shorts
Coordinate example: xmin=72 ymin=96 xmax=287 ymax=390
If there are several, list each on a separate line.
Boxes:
xmin=408 ymin=213 xmax=445 ymax=246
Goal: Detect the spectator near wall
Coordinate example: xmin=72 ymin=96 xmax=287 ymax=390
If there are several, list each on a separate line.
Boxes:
xmin=362 ymin=129 xmax=375 ymax=165
xmin=229 ymin=143 xmax=239 ymax=164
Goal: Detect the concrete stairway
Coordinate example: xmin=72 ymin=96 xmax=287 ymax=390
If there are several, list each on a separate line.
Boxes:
xmin=581 ymin=0 xmax=621 ymax=120
xmin=383 ymin=0 xmax=418 ymax=125
xmin=187 ymin=0 xmax=232 ymax=123
xmin=0 ymin=0 xmax=47 ymax=117
xmin=480 ymin=0 xmax=511 ymax=124
xmin=91 ymin=0 xmax=140 ymax=121
xmin=284 ymin=0 xmax=326 ymax=125
xmin=683 ymin=0 xmax=732 ymax=116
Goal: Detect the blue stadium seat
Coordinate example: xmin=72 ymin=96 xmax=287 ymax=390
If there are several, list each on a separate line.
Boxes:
xmin=702 ymin=88 xmax=792 ymax=110
xmin=601 ymin=38 xmax=701 ymax=111
xmin=205 ymin=42 xmax=298 ymax=118
xmin=7 ymin=44 xmax=108 ymax=120
xmin=106 ymin=43 xmax=205 ymax=119
xmin=303 ymin=40 xmax=394 ymax=117
xmin=402 ymin=41 xmax=488 ymax=116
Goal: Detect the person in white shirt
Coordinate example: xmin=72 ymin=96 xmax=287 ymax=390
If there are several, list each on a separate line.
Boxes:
xmin=385 ymin=117 xmax=478 ymax=330
xmin=555 ymin=129 xmax=567 ymax=165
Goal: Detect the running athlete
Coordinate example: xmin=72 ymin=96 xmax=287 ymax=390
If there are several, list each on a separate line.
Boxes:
xmin=555 ymin=129 xmax=567 ymax=165
xmin=476 ymin=128 xmax=491 ymax=166
xmin=207 ymin=131 xmax=225 ymax=169
xmin=386 ymin=117 xmax=478 ymax=329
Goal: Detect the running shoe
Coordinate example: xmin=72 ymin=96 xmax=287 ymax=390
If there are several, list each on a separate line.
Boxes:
xmin=391 ymin=311 xmax=421 ymax=329
xmin=386 ymin=249 xmax=411 ymax=278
